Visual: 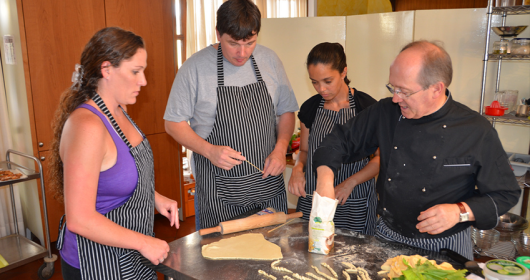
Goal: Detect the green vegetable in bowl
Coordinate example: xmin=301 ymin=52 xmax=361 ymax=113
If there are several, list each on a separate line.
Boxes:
xmin=393 ymin=259 xmax=467 ymax=280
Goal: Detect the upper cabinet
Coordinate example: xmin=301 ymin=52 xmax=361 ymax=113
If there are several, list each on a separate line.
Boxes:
xmin=105 ymin=0 xmax=176 ymax=135
xmin=21 ymin=0 xmax=175 ymax=151
xmin=22 ymin=0 xmax=106 ymax=152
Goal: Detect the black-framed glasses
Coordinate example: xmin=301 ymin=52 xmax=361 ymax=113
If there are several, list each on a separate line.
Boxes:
xmin=386 ymin=83 xmax=425 ymax=98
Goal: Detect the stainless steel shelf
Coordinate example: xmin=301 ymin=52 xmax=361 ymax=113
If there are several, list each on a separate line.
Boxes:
xmin=483 ymin=113 xmax=530 ymax=127
xmin=492 ymin=5 xmax=530 ymax=15
xmin=0 ymin=161 xmax=40 ymax=187
xmin=488 ymin=53 xmax=530 ymax=61
xmin=0 ymin=234 xmax=48 ymax=273
xmin=0 ymin=150 xmax=56 ymax=278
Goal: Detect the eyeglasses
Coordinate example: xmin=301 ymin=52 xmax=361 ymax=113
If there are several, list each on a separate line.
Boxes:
xmin=386 ymin=83 xmax=425 ymax=98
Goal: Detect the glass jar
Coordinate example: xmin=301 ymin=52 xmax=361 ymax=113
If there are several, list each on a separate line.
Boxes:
xmin=493 ymin=40 xmax=509 ymax=54
xmin=511 ymin=38 xmax=530 ymax=55
xmin=496 ymin=90 xmax=519 ymax=112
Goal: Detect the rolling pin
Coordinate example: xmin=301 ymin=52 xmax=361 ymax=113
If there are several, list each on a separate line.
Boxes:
xmin=199 ymin=211 xmax=303 ymax=236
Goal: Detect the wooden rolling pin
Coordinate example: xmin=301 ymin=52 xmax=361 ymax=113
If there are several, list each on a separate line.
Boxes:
xmin=199 ymin=211 xmax=303 ymax=236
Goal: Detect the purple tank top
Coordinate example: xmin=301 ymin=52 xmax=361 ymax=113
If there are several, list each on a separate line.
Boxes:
xmin=60 ymin=104 xmax=139 ymax=269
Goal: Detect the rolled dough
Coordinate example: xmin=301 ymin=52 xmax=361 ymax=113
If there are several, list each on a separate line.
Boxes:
xmin=202 ymin=233 xmax=283 ymax=260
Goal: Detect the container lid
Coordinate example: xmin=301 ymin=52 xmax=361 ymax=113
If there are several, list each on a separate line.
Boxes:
xmin=484 ymin=259 xmax=529 ymax=280
xmin=512 ymin=38 xmax=530 ymax=42
xmin=516 ymin=256 xmax=530 ymax=269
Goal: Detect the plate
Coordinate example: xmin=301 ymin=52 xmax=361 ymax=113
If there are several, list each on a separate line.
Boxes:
xmin=0 ymin=168 xmax=27 ymax=182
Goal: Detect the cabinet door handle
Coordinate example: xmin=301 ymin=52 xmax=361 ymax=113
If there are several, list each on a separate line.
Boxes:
xmin=188 ymin=188 xmax=195 ymax=196
xmin=40 ymin=156 xmax=45 ymax=161
xmin=38 ymin=142 xmax=44 ymax=147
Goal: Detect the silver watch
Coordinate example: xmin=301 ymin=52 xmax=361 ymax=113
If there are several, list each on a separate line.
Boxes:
xmin=457 ymin=202 xmax=469 ymax=222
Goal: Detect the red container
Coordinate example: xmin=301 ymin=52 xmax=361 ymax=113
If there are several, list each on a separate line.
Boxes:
xmin=485 ymin=100 xmax=508 ymax=116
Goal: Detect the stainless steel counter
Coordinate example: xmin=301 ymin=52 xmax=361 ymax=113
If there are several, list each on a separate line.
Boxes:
xmin=146 ymin=219 xmax=458 ymax=280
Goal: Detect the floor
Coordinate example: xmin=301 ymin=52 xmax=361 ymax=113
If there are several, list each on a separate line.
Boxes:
xmin=2 ymin=214 xmax=197 ymax=280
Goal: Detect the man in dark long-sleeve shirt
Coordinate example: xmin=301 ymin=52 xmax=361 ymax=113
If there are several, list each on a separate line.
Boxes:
xmin=313 ymin=41 xmax=520 ymax=259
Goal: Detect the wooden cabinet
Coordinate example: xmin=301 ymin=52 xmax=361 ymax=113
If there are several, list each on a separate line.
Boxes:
xmin=17 ymin=0 xmax=182 ymax=242
xmin=105 ymin=0 xmax=176 ymax=135
xmin=21 ymin=0 xmax=106 ymax=152
xmin=183 ymin=182 xmax=195 ymax=218
xmin=391 ymin=0 xmax=489 ymax=11
xmin=37 ymin=150 xmax=64 ymax=243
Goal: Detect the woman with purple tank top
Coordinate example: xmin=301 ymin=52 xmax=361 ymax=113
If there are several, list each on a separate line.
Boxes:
xmin=48 ymin=27 xmax=180 ymax=280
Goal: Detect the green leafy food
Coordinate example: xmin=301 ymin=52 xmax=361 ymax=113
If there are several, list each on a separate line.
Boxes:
xmin=392 ymin=259 xmax=468 ymax=280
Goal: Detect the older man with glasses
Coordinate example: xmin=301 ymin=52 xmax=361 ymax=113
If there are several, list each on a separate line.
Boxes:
xmin=312 ymin=40 xmax=520 ymax=259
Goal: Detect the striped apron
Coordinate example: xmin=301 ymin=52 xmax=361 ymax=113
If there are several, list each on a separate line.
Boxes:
xmin=57 ymin=93 xmax=156 ymax=280
xmin=193 ymin=43 xmax=287 ymax=229
xmin=375 ymin=217 xmax=473 ymax=260
xmin=296 ymin=90 xmax=377 ymax=235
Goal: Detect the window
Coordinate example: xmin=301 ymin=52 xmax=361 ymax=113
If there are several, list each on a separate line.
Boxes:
xmin=175 ymin=0 xmax=187 ymax=70
xmin=180 ymin=0 xmax=307 ymax=60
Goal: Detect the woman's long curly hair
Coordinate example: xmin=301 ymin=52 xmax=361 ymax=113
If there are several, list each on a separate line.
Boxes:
xmin=49 ymin=27 xmax=144 ymax=201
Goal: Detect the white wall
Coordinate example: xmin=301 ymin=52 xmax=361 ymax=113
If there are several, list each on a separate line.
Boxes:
xmin=346 ymin=11 xmax=414 ymax=100
xmin=259 ymin=16 xmax=346 ymax=110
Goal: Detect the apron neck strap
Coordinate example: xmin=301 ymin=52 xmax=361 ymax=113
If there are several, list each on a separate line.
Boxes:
xmin=217 ymin=43 xmax=263 ymax=87
xmin=91 ymin=93 xmax=133 ymax=149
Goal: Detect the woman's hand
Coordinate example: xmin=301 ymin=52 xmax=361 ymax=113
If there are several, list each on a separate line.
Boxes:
xmin=155 ymin=192 xmax=180 ymax=229
xmin=334 ymin=179 xmax=356 ymax=205
xmin=288 ymin=168 xmax=306 ymax=197
xmin=138 ymin=235 xmax=170 ymax=265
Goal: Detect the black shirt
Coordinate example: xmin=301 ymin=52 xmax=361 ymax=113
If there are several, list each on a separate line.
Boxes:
xmin=313 ymin=90 xmax=521 ymax=239
xmin=298 ymin=88 xmax=377 ymax=129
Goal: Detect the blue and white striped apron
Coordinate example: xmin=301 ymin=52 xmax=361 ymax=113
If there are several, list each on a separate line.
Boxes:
xmin=57 ymin=93 xmax=156 ymax=280
xmin=375 ymin=218 xmax=474 ymax=260
xmin=296 ymin=89 xmax=377 ymax=235
xmin=193 ymin=43 xmax=287 ymax=229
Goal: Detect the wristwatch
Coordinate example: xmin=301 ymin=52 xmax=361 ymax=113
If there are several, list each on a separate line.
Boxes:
xmin=456 ymin=202 xmax=469 ymax=222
